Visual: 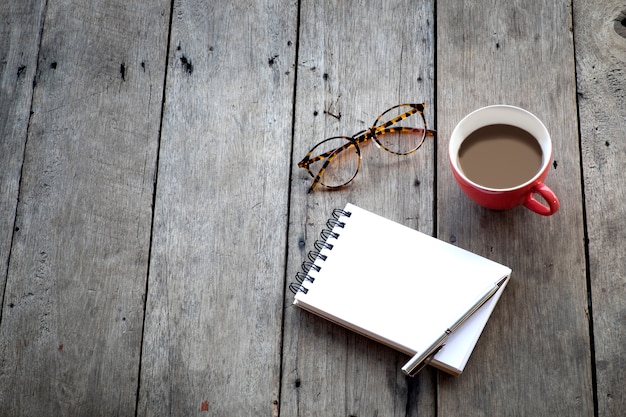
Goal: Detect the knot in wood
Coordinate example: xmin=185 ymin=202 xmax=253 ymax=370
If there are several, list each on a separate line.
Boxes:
xmin=615 ymin=11 xmax=626 ymax=39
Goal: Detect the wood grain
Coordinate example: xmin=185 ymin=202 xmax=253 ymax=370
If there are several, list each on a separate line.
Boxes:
xmin=136 ymin=1 xmax=297 ymax=415
xmin=1 ymin=0 xmax=623 ymax=415
xmin=0 ymin=0 xmax=169 ymax=414
xmin=280 ymin=0 xmax=437 ymax=415
xmin=436 ymin=0 xmax=594 ymax=415
xmin=573 ymin=1 xmax=626 ymax=416
xmin=0 ymin=0 xmax=45 ymax=313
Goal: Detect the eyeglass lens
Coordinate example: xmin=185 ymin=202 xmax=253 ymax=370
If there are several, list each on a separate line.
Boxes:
xmin=306 ymin=137 xmax=360 ymax=188
xmin=372 ymin=105 xmax=426 ymax=155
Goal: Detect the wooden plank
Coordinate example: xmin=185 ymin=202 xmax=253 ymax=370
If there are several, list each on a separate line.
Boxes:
xmin=0 ymin=0 xmax=169 ymax=414
xmin=573 ymin=1 xmax=626 ymax=415
xmin=136 ymin=1 xmax=297 ymax=415
xmin=436 ymin=0 xmax=594 ymax=415
xmin=280 ymin=0 xmax=436 ymax=415
xmin=0 ymin=0 xmax=45 ymax=311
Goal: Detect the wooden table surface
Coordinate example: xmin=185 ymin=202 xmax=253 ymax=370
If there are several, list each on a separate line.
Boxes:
xmin=1 ymin=0 xmax=625 ymax=416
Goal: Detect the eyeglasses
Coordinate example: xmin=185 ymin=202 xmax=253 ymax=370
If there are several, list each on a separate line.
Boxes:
xmin=298 ymin=103 xmax=435 ymax=192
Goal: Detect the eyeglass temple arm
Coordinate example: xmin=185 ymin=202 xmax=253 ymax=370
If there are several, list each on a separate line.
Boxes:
xmin=307 ymin=150 xmax=335 ymax=193
xmin=373 ymin=126 xmax=436 ymax=137
xmin=372 ymin=105 xmax=435 ymax=136
xmin=298 ymin=139 xmax=363 ymax=169
xmin=372 ymin=107 xmax=435 ymax=136
xmin=298 ymin=126 xmax=434 ymax=169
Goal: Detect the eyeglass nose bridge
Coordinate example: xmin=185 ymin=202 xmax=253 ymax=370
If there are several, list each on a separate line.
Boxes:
xmin=352 ymin=128 xmax=382 ymax=150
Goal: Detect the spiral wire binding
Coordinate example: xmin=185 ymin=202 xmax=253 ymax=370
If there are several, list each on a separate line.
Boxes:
xmin=289 ymin=208 xmax=352 ymax=295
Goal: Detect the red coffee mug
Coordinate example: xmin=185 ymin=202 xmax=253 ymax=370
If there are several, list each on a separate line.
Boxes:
xmin=449 ymin=105 xmax=559 ymax=216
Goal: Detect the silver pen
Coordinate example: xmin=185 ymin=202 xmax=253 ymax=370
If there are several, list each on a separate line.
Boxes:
xmin=401 ymin=275 xmax=509 ymax=377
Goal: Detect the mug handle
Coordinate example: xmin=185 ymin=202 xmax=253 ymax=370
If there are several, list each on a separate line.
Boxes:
xmin=524 ymin=183 xmax=560 ymax=216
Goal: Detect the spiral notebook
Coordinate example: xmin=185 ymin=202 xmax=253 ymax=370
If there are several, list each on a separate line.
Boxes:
xmin=291 ymin=203 xmax=511 ymax=376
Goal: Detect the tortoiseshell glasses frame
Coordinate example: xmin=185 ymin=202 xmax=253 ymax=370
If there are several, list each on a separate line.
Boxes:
xmin=298 ymin=103 xmax=436 ymax=192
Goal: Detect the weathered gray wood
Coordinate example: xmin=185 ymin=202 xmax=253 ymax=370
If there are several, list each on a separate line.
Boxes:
xmin=0 ymin=0 xmax=45 ymax=311
xmin=436 ymin=0 xmax=594 ymax=415
xmin=280 ymin=0 xmax=437 ymax=415
xmin=2 ymin=0 xmax=623 ymax=415
xmin=0 ymin=0 xmax=169 ymax=414
xmin=574 ymin=1 xmax=626 ymax=416
xmin=136 ymin=1 xmax=297 ymax=415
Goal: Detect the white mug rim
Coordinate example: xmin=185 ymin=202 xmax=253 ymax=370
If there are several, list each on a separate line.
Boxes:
xmin=449 ymin=105 xmax=552 ymax=192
